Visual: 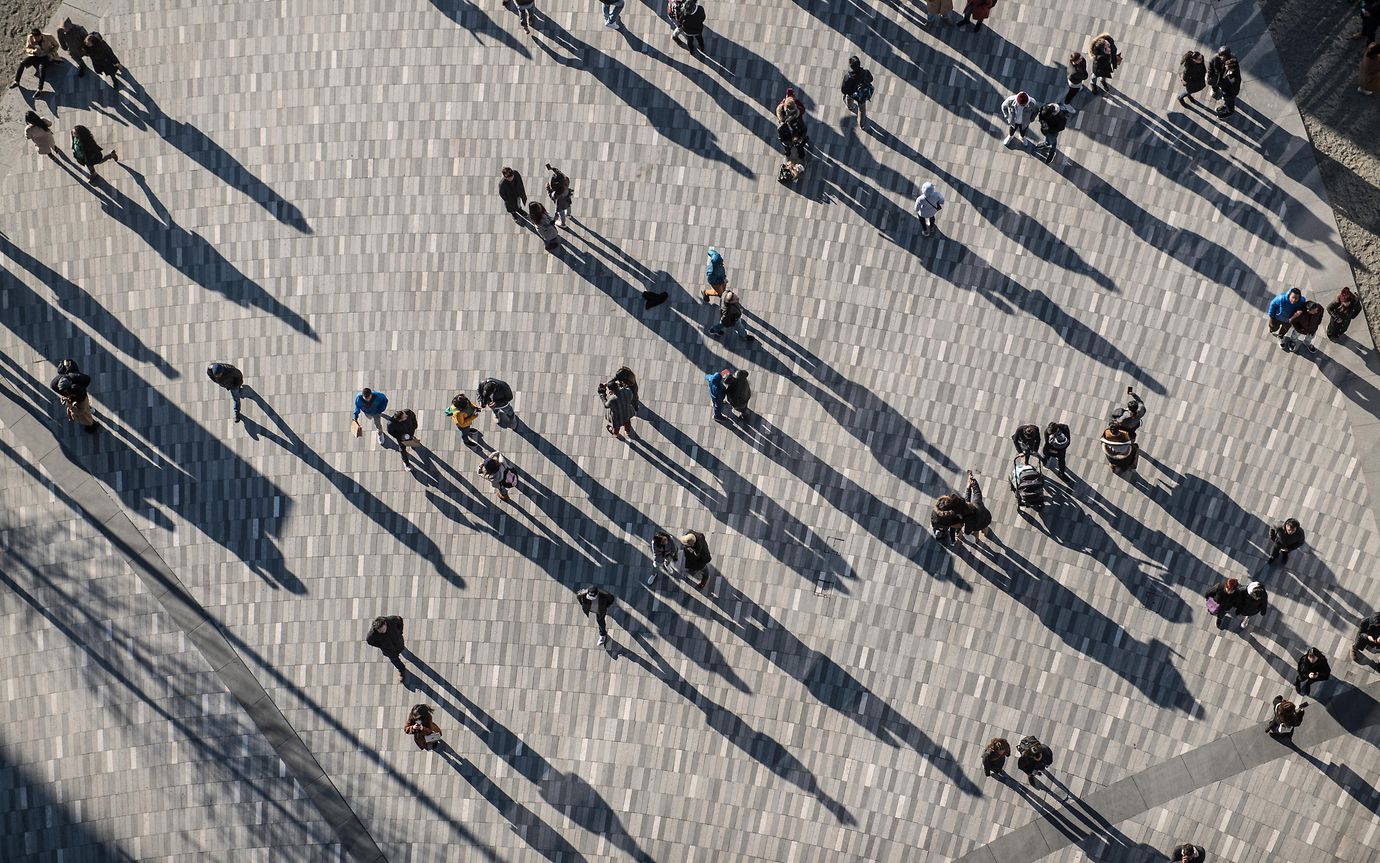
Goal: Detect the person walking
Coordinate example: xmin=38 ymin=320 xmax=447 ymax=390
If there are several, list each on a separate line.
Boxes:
xmin=366 ymin=615 xmax=409 ymax=684
xmin=914 ymin=181 xmax=944 ymax=237
xmin=957 ymin=0 xmax=997 ymax=31
xmin=1088 ymin=33 xmax=1122 ymax=93
xmin=1214 ymin=55 xmax=1241 ymax=118
xmin=1011 ymin=423 xmax=1041 ymax=457
xmin=1206 ymin=46 xmax=1234 ymax=101
xmin=601 ymin=378 xmax=637 ymax=438
xmin=709 ymin=290 xmax=755 ymax=341
xmin=1266 ymin=695 xmax=1306 ymax=737
xmin=206 ymin=362 xmax=245 ymax=422
xmin=387 ymin=409 xmax=422 ymax=472
xmin=71 ymin=125 xmax=118 ymax=183
xmin=611 ymin=366 xmax=641 ymax=414
xmin=1000 ymin=91 xmax=1036 ymax=146
xmin=50 ymin=359 xmax=98 ymax=434
xmin=930 ymin=494 xmax=965 ymax=545
xmin=1063 ymin=52 xmax=1089 ymax=105
xmin=1288 ymin=300 xmax=1324 ymax=354
xmin=1353 ymin=1 xmax=1379 ymax=44
xmin=446 ymin=392 xmax=481 ymax=447
xmin=962 ymin=471 xmax=993 ymax=542
xmin=1267 ymin=288 xmax=1306 ymax=350
xmin=922 ymin=0 xmax=957 ymax=28
xmin=981 ymin=738 xmax=1011 ymax=777
xmin=775 ymin=88 xmax=806 ymax=124
xmin=511 ymin=0 xmax=537 ymax=33
xmin=680 ymin=530 xmax=712 ymax=590
xmin=1015 ymin=736 xmax=1053 ymax=786
xmin=1033 ymin=101 xmax=1071 ymax=164
xmin=706 ymin=368 xmax=731 ymax=421
xmin=841 ymin=56 xmax=874 ymax=125
xmin=577 ymin=585 xmax=616 ymax=645
xmin=478 ymin=377 xmax=516 ymax=428
xmin=1326 ymin=287 xmax=1363 ymax=339
xmin=1204 ymin=577 xmax=1243 ymax=630
xmin=56 ymin=18 xmax=88 ymax=77
xmin=1235 ymin=581 xmax=1269 ymax=631
xmin=600 ymin=0 xmax=624 ymax=29
xmin=1351 ymin=611 xmax=1380 ymax=663
xmin=673 ymin=0 xmax=706 ymax=53
xmin=1360 ymin=42 xmax=1380 ymax=95
xmin=703 ymin=246 xmax=729 ymax=302
xmin=499 ymin=167 xmax=528 ymax=222
xmin=479 ymin=451 xmax=518 ymax=501
xmin=1170 ymin=844 xmax=1205 ymax=862
xmin=649 ymin=531 xmax=684 ymax=586
xmin=545 ymin=164 xmax=573 ymax=227
xmin=725 ymin=369 xmax=752 ymax=419
xmin=10 ymin=29 xmax=60 ymax=92
xmin=1101 ymin=426 xmax=1137 ymax=472
xmin=24 ymin=111 xmax=58 ymax=163
xmin=404 ymin=704 xmax=442 ymax=750
xmin=83 ymin=32 xmax=121 ymax=89
xmin=352 ymin=387 xmax=390 ymax=445
xmin=1042 ymin=421 xmax=1071 ymax=479
xmin=1108 ymin=386 xmax=1145 ymax=440
xmin=529 ymin=201 xmax=561 ymax=252
xmin=1294 ymin=647 xmax=1331 ymax=697
xmin=1266 ymin=518 xmax=1305 ymax=564
xmin=1179 ymin=50 xmax=1208 ymax=106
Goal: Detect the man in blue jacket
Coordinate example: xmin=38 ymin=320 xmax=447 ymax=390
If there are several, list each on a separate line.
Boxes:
xmin=353 ymin=387 xmax=389 ymax=445
xmin=1268 ymin=288 xmax=1306 ymax=350
xmin=706 ymin=368 xmax=731 ymax=422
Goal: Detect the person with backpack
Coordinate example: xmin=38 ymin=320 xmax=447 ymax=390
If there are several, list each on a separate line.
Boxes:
xmin=1351 ymin=612 xmax=1380 ymax=663
xmin=1000 ymin=91 xmax=1036 ymax=147
xmin=600 ymin=378 xmax=637 ymax=439
xmin=725 ymin=369 xmax=752 ymax=419
xmin=709 ymin=290 xmax=755 ymax=341
xmin=1063 ymin=52 xmax=1088 ymax=105
xmin=479 ymin=451 xmax=518 ymax=502
xmin=1204 ymin=577 xmax=1244 ymax=630
xmin=545 ymin=164 xmax=573 ymax=227
xmin=478 ymin=377 xmax=516 ymax=428
xmin=841 ymin=56 xmax=874 ymax=125
xmin=1266 ymin=695 xmax=1306 ymax=737
xmin=1033 ymin=101 xmax=1071 ymax=165
xmin=351 ymin=387 xmax=390 ymax=445
xmin=1015 ymin=736 xmax=1053 ymax=786
xmin=706 ymin=368 xmax=731 ymax=421
xmin=206 ymin=362 xmax=245 ymax=423
xmin=1266 ymin=518 xmax=1305 ymax=564
xmin=1235 ymin=582 xmax=1269 ymax=631
xmin=1268 ymin=288 xmax=1307 ymax=350
xmin=1179 ymin=50 xmax=1208 ymax=107
xmin=1011 ymin=423 xmax=1041 ymax=457
xmin=680 ymin=530 xmax=712 ymax=590
xmin=577 ymin=585 xmax=616 ymax=645
xmin=1294 ymin=647 xmax=1331 ymax=697
xmin=445 ymin=393 xmax=481 ymax=448
xmin=9 ymin=29 xmax=60 ymax=92
xmin=50 ymin=359 xmax=98 ymax=433
xmin=1326 ymin=287 xmax=1363 ymax=339
xmin=980 ymin=738 xmax=1011 ymax=777
xmin=703 ymin=246 xmax=729 ymax=303
xmin=1088 ymin=33 xmax=1122 ymax=93
xmin=1042 ymin=421 xmax=1071 ymax=479
xmin=71 ymin=125 xmax=118 ymax=182
xmin=962 ymin=472 xmax=993 ymax=542
xmin=1288 ymin=300 xmax=1325 ymax=355
xmin=499 ymin=167 xmax=528 ymax=223
xmin=914 ymin=182 xmax=944 ymax=238
xmin=387 ymin=409 xmax=422 ymax=472
xmin=648 ymin=531 xmax=683 ymax=586
xmin=366 ymin=615 xmax=408 ymax=684
xmin=404 ymin=704 xmax=441 ymax=750
xmin=600 ymin=0 xmax=624 ymax=30
xmin=672 ymin=0 xmax=706 ymax=53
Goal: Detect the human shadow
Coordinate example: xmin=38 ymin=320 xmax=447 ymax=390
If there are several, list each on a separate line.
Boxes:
xmin=1297 ymin=750 xmax=1380 ymax=818
xmin=426 ymin=0 xmax=535 ymax=58
xmin=90 ymin=166 xmax=316 ymax=339
xmin=437 ymin=750 xmax=591 ymax=863
xmin=1132 ymin=452 xmax=1267 ymax=572
xmin=1014 ymin=775 xmax=1167 ymax=862
xmin=0 ymin=234 xmax=178 ymax=379
xmin=1319 ymin=330 xmax=1380 ymax=424
xmin=110 ymin=72 xmax=311 ymax=232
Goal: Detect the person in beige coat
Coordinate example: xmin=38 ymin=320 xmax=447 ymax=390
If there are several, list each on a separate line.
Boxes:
xmin=24 ymin=112 xmax=57 ymax=161
xmin=924 ymin=0 xmax=956 ymax=27
xmin=10 ymin=29 xmax=61 ymax=92
xmin=1360 ymin=43 xmax=1380 ymax=95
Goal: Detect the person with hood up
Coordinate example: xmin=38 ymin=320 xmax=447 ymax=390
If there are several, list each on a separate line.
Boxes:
xmin=1235 ymin=581 xmax=1269 ymax=631
xmin=841 ymin=56 xmax=875 ymax=124
xmin=1287 ymin=300 xmax=1325 ymax=354
xmin=703 ymin=247 xmax=729 ymax=302
xmin=1267 ymin=288 xmax=1306 ymax=348
xmin=1033 ymin=101 xmax=1072 ymax=164
xmin=1179 ymin=50 xmax=1207 ymax=106
xmin=600 ymin=378 xmax=637 ymax=438
xmin=914 ymin=181 xmax=944 ymax=237
xmin=725 ymin=369 xmax=752 ymax=418
xmin=1088 ymin=33 xmax=1121 ymax=93
xmin=1327 ymin=287 xmax=1363 ymax=339
xmin=1000 ymin=91 xmax=1036 ymax=146
xmin=706 ymin=368 xmax=731 ymax=421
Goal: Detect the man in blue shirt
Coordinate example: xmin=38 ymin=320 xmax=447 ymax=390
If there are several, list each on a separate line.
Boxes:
xmin=353 ymin=387 xmax=389 ymax=445
xmin=1268 ymin=288 xmax=1306 ymax=350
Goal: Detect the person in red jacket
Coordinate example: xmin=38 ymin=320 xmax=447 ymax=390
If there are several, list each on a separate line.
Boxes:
xmin=1287 ymin=300 xmax=1325 ymax=354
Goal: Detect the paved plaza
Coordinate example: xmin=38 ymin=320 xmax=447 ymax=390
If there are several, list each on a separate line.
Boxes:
xmin=3 ymin=0 xmax=1380 ymax=861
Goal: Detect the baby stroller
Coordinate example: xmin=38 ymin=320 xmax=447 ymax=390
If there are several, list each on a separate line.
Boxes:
xmin=1009 ymin=454 xmax=1046 ymax=511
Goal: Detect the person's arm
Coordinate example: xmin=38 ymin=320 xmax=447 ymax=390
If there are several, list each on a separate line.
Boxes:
xmin=352 ymin=396 xmax=363 ymax=420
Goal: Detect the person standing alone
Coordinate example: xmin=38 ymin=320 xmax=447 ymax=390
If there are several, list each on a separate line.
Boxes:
xmin=499 ymin=167 xmax=528 ymax=223
xmin=366 ymin=615 xmax=409 ymax=684
xmin=578 ymin=585 xmax=616 ymax=646
xmin=841 ymin=56 xmax=874 ymax=125
xmin=206 ymin=362 xmax=245 ymax=423
xmin=51 ymin=359 xmax=99 ymax=434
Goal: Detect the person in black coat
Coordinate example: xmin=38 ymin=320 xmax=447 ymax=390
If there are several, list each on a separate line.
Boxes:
xmin=674 ymin=0 xmax=706 ymax=53
xmin=51 ymin=359 xmax=98 ymax=433
xmin=1351 ymin=612 xmax=1380 ymax=663
xmin=578 ymin=585 xmax=616 ymax=645
xmin=1326 ymin=287 xmax=1362 ymax=339
xmin=1033 ymin=102 xmax=1069 ymax=164
xmin=206 ymin=362 xmax=245 ymax=422
xmin=1267 ymin=518 xmax=1304 ymax=564
xmin=1042 ymin=421 xmax=1071 ymax=479
xmin=1178 ymin=51 xmax=1207 ymax=106
xmin=1204 ymin=577 xmax=1243 ymax=630
xmin=499 ymin=167 xmax=527 ymax=222
xmin=386 ymin=409 xmax=421 ymax=471
xmin=1170 ymin=844 xmax=1205 ymax=862
xmin=931 ymin=495 xmax=965 ymax=545
xmin=83 ymin=32 xmax=121 ymax=88
xmin=840 ymin=56 xmax=874 ymax=123
xmin=478 ymin=377 xmax=516 ymax=427
xmin=366 ymin=616 xmax=408 ymax=683
xmin=1235 ymin=582 xmax=1269 ymax=631
xmin=962 ymin=472 xmax=993 ymax=542
xmin=1011 ymin=423 xmax=1041 ymax=456
xmin=725 ymin=369 xmax=751 ymax=418
xmin=680 ymin=530 xmax=713 ymax=590
xmin=1294 ymin=647 xmax=1331 ymax=697
xmin=1016 ymin=740 xmax=1053 ymax=786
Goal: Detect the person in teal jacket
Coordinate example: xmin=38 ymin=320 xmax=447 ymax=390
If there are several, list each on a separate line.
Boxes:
xmin=703 ymin=247 xmax=728 ymax=302
xmin=706 ymin=369 xmax=730 ymax=421
xmin=1267 ymin=288 xmax=1306 ymax=348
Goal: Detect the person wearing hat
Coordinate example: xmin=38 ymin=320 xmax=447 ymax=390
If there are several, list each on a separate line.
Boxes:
xmin=914 ymin=181 xmax=945 ymax=237
xmin=206 ymin=362 xmax=245 ymax=423
xmin=577 ymin=585 xmax=616 ymax=646
xmin=50 ymin=359 xmax=98 ymax=433
xmin=1000 ymin=90 xmax=1036 ymax=146
xmin=1326 ymin=287 xmax=1363 ymax=339
xmin=1235 ymin=581 xmax=1270 ymax=631
xmin=706 ymin=368 xmax=731 ymax=422
xmin=709 ymin=290 xmax=755 ymax=341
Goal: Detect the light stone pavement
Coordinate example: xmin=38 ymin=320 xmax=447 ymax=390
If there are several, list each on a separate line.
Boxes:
xmin=3 ymin=0 xmax=1380 ymax=861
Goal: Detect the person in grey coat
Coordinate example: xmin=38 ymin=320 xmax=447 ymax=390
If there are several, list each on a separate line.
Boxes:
xmin=914 ymin=181 xmax=944 ymax=237
xmin=600 ymin=379 xmax=637 ymax=438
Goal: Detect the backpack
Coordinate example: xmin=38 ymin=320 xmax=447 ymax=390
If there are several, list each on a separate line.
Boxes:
xmin=1016 ymin=735 xmax=1041 ymax=756
xmin=54 ymin=374 xmax=81 ymax=398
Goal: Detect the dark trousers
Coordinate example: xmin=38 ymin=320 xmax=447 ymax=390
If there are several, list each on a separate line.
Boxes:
xmin=515 ymin=3 xmax=534 ymax=27
xmin=227 ymin=385 xmax=243 ymax=415
xmin=1268 ymin=542 xmax=1292 ymax=563
xmin=14 ymin=56 xmax=55 ymax=88
xmin=384 ymin=653 xmax=407 ymax=675
xmin=1063 ymin=85 xmax=1081 ymax=105
xmin=592 ymin=610 xmax=608 ymax=638
xmin=1043 ymin=447 xmax=1067 ymax=475
xmin=681 ymin=31 xmax=705 ymax=51
xmin=1294 ymin=674 xmax=1318 ymax=696
xmin=1220 ymin=89 xmax=1237 ymax=115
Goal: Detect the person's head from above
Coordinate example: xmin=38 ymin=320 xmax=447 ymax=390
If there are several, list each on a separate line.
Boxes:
xmin=374 ymin=617 xmax=389 ymax=634
xmin=29 ymin=28 xmax=42 ymax=41
xmin=848 ymin=56 xmax=861 ymax=70
xmin=1283 ymin=518 xmax=1300 ymax=534
xmin=1225 ymin=577 xmax=1240 ymax=592
xmin=722 ymin=290 xmax=739 ymax=306
xmin=501 ymin=166 xmax=515 ymax=180
xmin=24 ymin=110 xmax=47 ymax=127
xmin=584 ymin=585 xmax=601 ymax=599
xmin=1015 ymin=91 xmax=1029 ymax=105
xmin=1287 ymin=288 xmax=1301 ymax=303
xmin=1305 ymin=646 xmax=1321 ymax=662
xmin=1217 ymin=45 xmax=1232 ymax=58
xmin=1247 ymin=581 xmax=1264 ymax=599
xmin=57 ymin=358 xmax=80 ymax=375
xmin=360 ymin=387 xmax=374 ymax=402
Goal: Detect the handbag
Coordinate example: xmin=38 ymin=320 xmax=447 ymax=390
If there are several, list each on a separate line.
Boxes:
xmin=351 ymin=419 xmax=362 ymax=438
xmin=1205 ymin=596 xmax=1220 ymax=615
xmin=424 ymin=731 xmax=442 ymax=744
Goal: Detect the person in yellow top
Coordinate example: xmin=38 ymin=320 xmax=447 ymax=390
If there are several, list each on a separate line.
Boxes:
xmin=10 ymin=29 xmax=61 ymax=93
xmin=445 ymin=393 xmax=480 ymax=448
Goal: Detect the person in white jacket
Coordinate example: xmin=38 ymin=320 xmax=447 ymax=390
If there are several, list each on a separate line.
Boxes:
xmin=914 ymin=182 xmax=945 ymax=237
xmin=1000 ymin=91 xmax=1036 ymax=145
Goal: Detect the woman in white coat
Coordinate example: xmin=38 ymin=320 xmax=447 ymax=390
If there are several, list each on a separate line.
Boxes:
xmin=914 ymin=182 xmax=945 ymax=237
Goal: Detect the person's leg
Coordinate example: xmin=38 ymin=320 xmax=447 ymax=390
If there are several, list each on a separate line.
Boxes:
xmin=595 ymin=610 xmax=608 ymax=641
xmin=370 ymin=413 xmax=385 ymax=444
xmin=692 ymin=32 xmax=705 ymax=52
xmin=231 ymin=386 xmax=243 ymax=421
xmin=36 ymin=57 xmax=55 ymax=91
xmin=1063 ymin=85 xmax=1079 ymax=104
xmin=388 ymin=653 xmax=408 ymax=682
xmin=1298 ymin=331 xmax=1316 ymax=353
xmin=70 ymin=397 xmax=97 ymax=429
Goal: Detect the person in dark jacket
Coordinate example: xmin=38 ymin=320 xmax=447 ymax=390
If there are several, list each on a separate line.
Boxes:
xmin=1042 ymin=421 xmax=1071 ymax=479
xmin=1178 ymin=50 xmax=1207 ymax=106
xmin=962 ymin=472 xmax=993 ymax=542
xmin=387 ymin=409 xmax=422 ymax=471
xmin=931 ymin=494 xmax=965 ymax=545
xmin=1170 ymin=844 xmax=1205 ymax=862
xmin=1088 ymin=33 xmax=1121 ymax=93
xmin=1063 ymin=52 xmax=1088 ymax=104
xmin=1016 ymin=739 xmax=1053 ymax=785
xmin=674 ymin=0 xmax=707 ymax=53
xmin=601 ymin=379 xmax=637 ymax=438
xmin=841 ymin=56 xmax=874 ymax=124
xmin=1288 ymin=301 xmax=1324 ymax=354
xmin=611 ymin=366 xmax=640 ymax=413
xmin=1012 ymin=424 xmax=1041 ymax=456
xmin=1033 ymin=102 xmax=1070 ymax=164
xmin=706 ymin=368 xmax=730 ymax=421
xmin=578 ymin=585 xmax=616 ymax=645
xmin=56 ymin=18 xmax=88 ymax=77
xmin=478 ymin=377 xmax=516 ymax=427
xmin=83 ymin=32 xmax=121 ymax=88
xmin=206 ymin=362 xmax=245 ymax=422
xmin=1235 ymin=581 xmax=1269 ymax=631
xmin=499 ymin=167 xmax=527 ymax=222
xmin=1294 ymin=647 xmax=1331 ymax=697
xmin=366 ymin=615 xmax=408 ymax=683
xmin=1108 ymin=386 xmax=1145 ymax=440
xmin=546 ymin=164 xmax=573 ymax=227
xmin=680 ymin=530 xmax=712 ymax=590
xmin=1204 ymin=577 xmax=1243 ymax=630
xmin=71 ymin=125 xmax=118 ymax=182
xmin=1267 ymin=518 xmax=1304 ymax=564
xmin=709 ymin=290 xmax=755 ymax=341
xmin=1215 ymin=56 xmax=1241 ymax=118
xmin=1352 ymin=612 xmax=1380 ymax=662
xmin=1326 ymin=287 xmax=1363 ymax=339
xmin=725 ymin=369 xmax=751 ymax=418
xmin=51 ymin=359 xmax=98 ymax=433
xmin=981 ymin=737 xmax=1011 ymax=777
xmin=1266 ymin=695 xmax=1306 ymax=737
xmin=1207 ymin=46 xmax=1233 ymax=100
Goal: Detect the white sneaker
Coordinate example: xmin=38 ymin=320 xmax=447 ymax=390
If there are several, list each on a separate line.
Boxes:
xmin=376 ymin=432 xmax=386 ymax=446
xmin=1004 ymin=135 xmax=1016 ymax=145
xmin=597 ymin=635 xmax=608 ymax=646
xmin=644 ymin=572 xmax=657 ymax=586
